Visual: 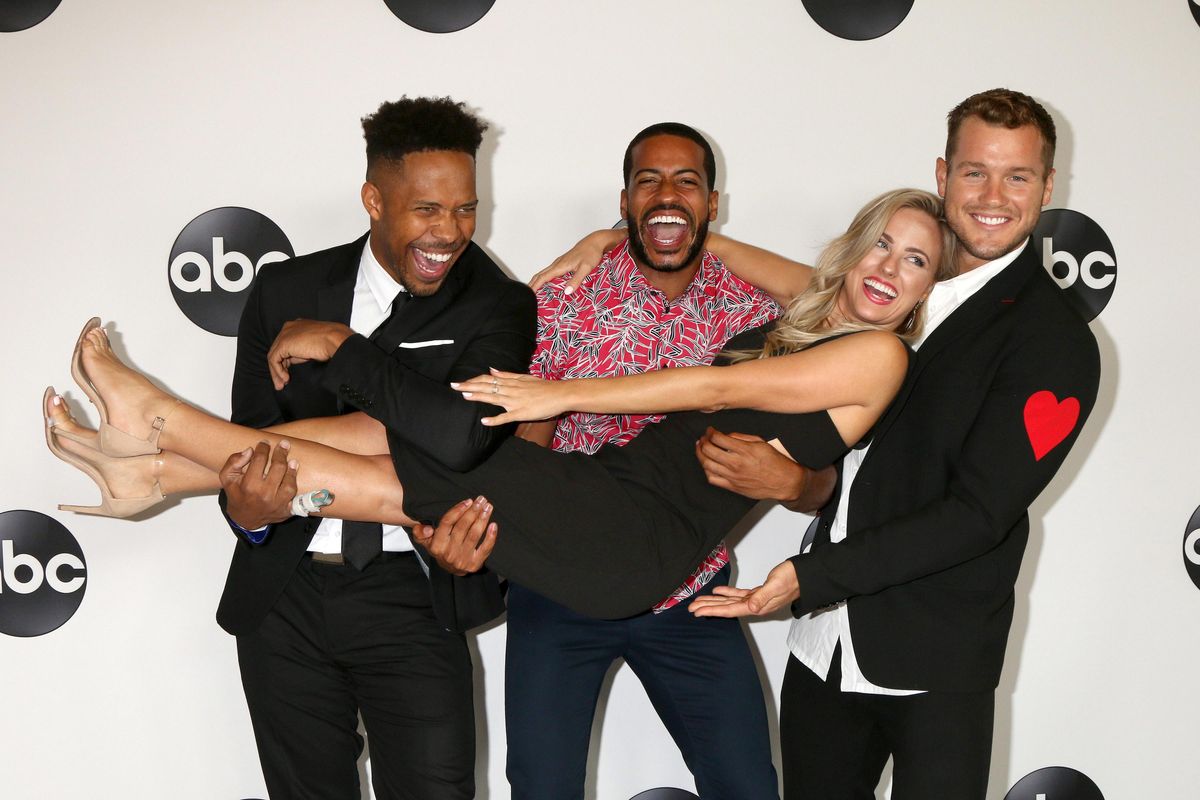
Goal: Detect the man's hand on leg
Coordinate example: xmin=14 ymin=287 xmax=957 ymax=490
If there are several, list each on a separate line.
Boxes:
xmin=221 ymin=440 xmax=298 ymax=530
xmin=413 ymin=496 xmax=498 ymax=576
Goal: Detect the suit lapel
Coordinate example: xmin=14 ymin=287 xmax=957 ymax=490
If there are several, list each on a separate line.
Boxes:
xmin=316 ymin=233 xmax=368 ymax=324
xmin=868 ymin=241 xmax=1041 ymax=444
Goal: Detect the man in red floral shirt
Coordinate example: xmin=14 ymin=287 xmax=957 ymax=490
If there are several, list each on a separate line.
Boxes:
xmin=502 ymin=123 xmax=787 ymax=799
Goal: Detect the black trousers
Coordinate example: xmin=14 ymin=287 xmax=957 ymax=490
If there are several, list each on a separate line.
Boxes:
xmin=779 ymin=652 xmax=993 ymax=800
xmin=236 ymin=553 xmax=475 ymax=800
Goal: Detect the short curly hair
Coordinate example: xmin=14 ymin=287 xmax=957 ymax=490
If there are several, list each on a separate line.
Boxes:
xmin=361 ymin=96 xmax=488 ymax=175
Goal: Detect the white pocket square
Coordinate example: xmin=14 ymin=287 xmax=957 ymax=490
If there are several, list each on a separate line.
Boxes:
xmin=397 ymin=339 xmax=454 ymax=349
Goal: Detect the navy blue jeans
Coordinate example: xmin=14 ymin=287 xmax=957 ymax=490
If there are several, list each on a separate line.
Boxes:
xmin=504 ymin=565 xmax=779 ymax=799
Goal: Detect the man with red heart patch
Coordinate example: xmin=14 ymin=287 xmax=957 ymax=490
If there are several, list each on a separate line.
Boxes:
xmin=690 ymin=88 xmax=1102 ymax=800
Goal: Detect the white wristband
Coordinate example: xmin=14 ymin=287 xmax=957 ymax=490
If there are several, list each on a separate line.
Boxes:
xmin=291 ymin=489 xmax=334 ymax=517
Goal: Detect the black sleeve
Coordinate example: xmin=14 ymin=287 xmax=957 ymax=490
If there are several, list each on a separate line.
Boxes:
xmin=320 ymin=281 xmax=537 ymax=470
xmin=790 ymin=321 xmax=1100 ymax=613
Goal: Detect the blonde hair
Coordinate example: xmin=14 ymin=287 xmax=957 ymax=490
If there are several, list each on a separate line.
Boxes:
xmin=730 ymin=188 xmax=958 ymax=362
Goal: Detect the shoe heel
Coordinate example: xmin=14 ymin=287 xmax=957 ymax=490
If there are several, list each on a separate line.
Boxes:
xmin=45 ymin=395 xmax=167 ymax=519
xmin=58 ymin=489 xmax=164 ymax=519
xmin=59 ymin=502 xmax=109 ymax=517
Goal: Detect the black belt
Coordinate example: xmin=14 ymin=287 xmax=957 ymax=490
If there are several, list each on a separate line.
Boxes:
xmin=307 ymin=550 xmax=415 ymax=567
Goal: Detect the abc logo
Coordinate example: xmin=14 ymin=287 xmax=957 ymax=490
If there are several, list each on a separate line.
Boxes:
xmin=0 ymin=511 xmax=87 ymax=637
xmin=168 ymin=207 xmax=293 ymax=337
xmin=1033 ymin=208 xmax=1116 ymax=322
xmin=1005 ymin=766 xmax=1104 ymax=799
xmin=1182 ymin=505 xmax=1200 ymax=591
xmin=0 ymin=0 xmax=61 ymax=32
xmin=801 ymin=0 xmax=914 ymax=41
xmin=1192 ymin=0 xmax=1200 ymax=27
xmin=629 ymin=791 xmax=698 ymax=800
xmin=381 ymin=0 xmax=496 ymax=33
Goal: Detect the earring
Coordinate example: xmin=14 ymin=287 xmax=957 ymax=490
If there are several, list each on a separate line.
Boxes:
xmin=901 ymin=300 xmax=923 ymax=334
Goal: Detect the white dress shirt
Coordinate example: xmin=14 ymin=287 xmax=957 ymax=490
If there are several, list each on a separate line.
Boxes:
xmin=307 ymin=237 xmax=413 ymax=555
xmin=787 ymin=241 xmax=1027 ymax=694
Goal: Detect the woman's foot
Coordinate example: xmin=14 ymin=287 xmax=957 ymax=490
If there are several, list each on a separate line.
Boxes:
xmin=74 ymin=323 xmax=180 ymax=454
xmin=44 ymin=387 xmax=99 ymax=448
xmin=45 ymin=386 xmax=166 ymax=517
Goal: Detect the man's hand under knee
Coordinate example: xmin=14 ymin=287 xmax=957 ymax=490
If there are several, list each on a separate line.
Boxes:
xmin=221 ymin=440 xmax=298 ymax=530
xmin=413 ymin=496 xmax=498 ymax=576
xmin=695 ymin=426 xmax=835 ymax=511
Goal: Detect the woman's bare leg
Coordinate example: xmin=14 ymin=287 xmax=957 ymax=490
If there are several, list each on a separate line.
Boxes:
xmin=67 ymin=329 xmax=415 ymax=525
xmin=265 ymin=412 xmax=390 ymax=456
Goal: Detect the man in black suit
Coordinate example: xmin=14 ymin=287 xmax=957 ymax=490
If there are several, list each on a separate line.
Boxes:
xmin=215 ymin=96 xmax=536 ymax=800
xmin=690 ymin=88 xmax=1102 ymax=799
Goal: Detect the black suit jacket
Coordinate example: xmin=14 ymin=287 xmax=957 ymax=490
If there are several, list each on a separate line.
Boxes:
xmin=791 ymin=242 xmax=1101 ymax=692
xmin=216 ymin=234 xmax=536 ymax=636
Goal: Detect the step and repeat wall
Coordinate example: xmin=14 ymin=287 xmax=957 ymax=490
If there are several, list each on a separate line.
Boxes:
xmin=3 ymin=1 xmax=1198 ymax=798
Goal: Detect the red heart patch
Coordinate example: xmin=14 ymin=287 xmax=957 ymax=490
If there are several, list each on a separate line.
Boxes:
xmin=1023 ymin=391 xmax=1080 ymax=461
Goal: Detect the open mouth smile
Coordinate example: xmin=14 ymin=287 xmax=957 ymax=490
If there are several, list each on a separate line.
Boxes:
xmin=410 ymin=245 xmax=460 ymax=280
xmin=641 ymin=208 xmax=693 ymax=251
xmin=862 ymin=277 xmax=898 ymax=305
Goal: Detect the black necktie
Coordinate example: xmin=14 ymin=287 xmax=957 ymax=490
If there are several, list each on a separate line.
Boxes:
xmin=342 ymin=291 xmax=410 ymax=570
xmin=369 ymin=289 xmax=411 ymax=351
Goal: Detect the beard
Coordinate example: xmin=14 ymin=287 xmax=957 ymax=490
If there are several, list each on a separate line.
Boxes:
xmin=626 ymin=206 xmax=709 ymax=274
xmin=946 ymin=210 xmax=1038 ymax=265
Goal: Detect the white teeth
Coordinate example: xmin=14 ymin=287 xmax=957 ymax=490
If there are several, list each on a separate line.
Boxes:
xmin=415 ymin=248 xmax=452 ymax=263
xmin=648 ymin=215 xmax=687 ymax=226
xmin=973 ymin=214 xmax=1009 ymax=225
xmin=864 ymin=278 xmax=897 ymax=298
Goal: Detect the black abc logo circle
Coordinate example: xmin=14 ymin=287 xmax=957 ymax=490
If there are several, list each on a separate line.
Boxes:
xmin=0 ymin=510 xmax=87 ymax=637
xmin=1005 ymin=766 xmax=1104 ymax=799
xmin=1183 ymin=505 xmax=1200 ymax=591
xmin=0 ymin=0 xmax=62 ymax=32
xmin=629 ymin=790 xmax=699 ymax=800
xmin=1191 ymin=0 xmax=1200 ymax=28
xmin=168 ymin=207 xmax=293 ymax=337
xmin=1033 ymin=208 xmax=1116 ymax=322
xmin=802 ymin=0 xmax=914 ymax=41
xmin=381 ymin=0 xmax=496 ymax=33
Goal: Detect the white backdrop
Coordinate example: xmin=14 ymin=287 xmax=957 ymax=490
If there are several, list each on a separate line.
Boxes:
xmin=3 ymin=1 xmax=1199 ymax=797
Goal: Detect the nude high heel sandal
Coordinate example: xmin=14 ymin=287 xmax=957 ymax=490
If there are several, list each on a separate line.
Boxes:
xmin=44 ymin=387 xmax=167 ymax=518
xmin=69 ymin=317 xmax=175 ymax=457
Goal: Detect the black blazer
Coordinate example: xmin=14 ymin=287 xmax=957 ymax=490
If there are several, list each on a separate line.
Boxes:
xmin=216 ymin=234 xmax=536 ymax=636
xmin=791 ymin=242 xmax=1101 ymax=692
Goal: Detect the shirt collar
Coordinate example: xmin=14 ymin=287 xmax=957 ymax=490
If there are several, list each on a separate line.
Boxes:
xmin=360 ymin=236 xmax=406 ymax=315
xmin=927 ymin=238 xmax=1026 ymax=312
xmin=606 ymin=239 xmax=720 ymax=306
xmin=916 ymin=238 xmax=1028 ymax=348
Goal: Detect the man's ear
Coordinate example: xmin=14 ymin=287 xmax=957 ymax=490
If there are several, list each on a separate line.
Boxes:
xmin=619 ymin=188 xmax=628 ymax=221
xmin=1041 ymin=167 xmax=1056 ymax=207
xmin=935 ymin=157 xmax=949 ymax=198
xmin=361 ymin=181 xmax=382 ymax=221
xmin=707 ymin=190 xmax=718 ymax=223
